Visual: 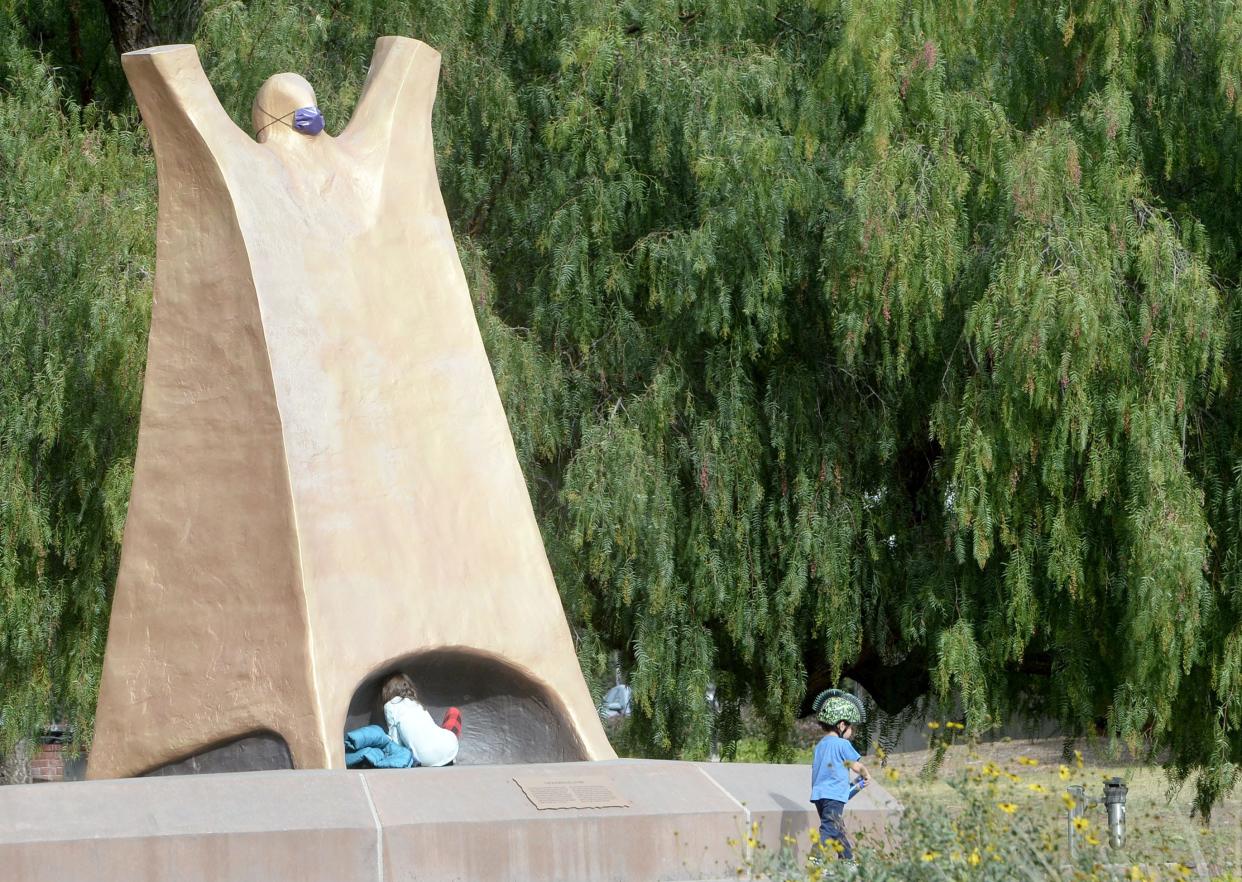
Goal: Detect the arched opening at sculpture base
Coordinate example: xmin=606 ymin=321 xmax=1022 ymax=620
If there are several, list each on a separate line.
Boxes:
xmin=344 ymin=648 xmax=590 ymax=765
xmin=141 ymin=731 xmax=293 ymax=776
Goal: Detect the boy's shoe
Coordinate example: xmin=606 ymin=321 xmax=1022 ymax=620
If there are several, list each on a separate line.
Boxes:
xmin=441 ymin=707 xmax=462 ymax=738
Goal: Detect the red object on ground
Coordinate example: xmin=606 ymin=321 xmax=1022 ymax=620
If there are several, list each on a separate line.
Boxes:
xmin=440 ymin=707 xmax=462 ymax=738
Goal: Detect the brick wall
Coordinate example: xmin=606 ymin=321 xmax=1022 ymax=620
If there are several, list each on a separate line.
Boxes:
xmin=0 ymin=726 xmax=85 ymax=785
xmin=30 ymin=742 xmax=65 ymax=783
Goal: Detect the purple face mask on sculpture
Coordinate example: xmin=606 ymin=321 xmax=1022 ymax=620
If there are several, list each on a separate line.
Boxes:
xmin=293 ymin=106 xmax=325 ymax=135
xmin=257 ymin=104 xmax=326 ymax=139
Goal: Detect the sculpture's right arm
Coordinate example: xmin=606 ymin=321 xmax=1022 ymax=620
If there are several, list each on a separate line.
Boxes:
xmin=122 ymin=45 xmax=255 ymax=173
xmin=339 ymin=36 xmax=441 ymax=156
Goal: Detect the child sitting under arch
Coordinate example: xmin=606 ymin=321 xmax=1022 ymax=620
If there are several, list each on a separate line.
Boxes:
xmin=381 ymin=673 xmax=462 ymax=767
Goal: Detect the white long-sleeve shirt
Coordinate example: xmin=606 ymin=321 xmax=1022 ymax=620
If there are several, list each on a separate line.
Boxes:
xmin=384 ymin=697 xmax=459 ymax=767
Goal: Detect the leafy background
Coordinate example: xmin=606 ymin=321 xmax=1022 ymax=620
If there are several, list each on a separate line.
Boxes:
xmin=1 ymin=0 xmax=1240 ymax=811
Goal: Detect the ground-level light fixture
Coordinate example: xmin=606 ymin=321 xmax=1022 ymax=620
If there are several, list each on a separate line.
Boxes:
xmin=1067 ymin=777 xmax=1128 ymax=855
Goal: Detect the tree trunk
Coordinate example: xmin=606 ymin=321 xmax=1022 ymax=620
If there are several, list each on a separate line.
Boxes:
xmin=0 ymin=740 xmax=32 ymax=786
xmin=100 ymin=0 xmax=156 ymax=56
xmin=68 ymin=0 xmax=94 ymax=106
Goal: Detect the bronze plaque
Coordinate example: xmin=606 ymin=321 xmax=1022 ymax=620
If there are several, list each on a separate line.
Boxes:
xmin=513 ymin=774 xmax=630 ymax=810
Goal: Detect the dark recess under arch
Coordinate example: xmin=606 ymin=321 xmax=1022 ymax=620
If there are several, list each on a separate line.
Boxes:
xmin=141 ymin=731 xmax=293 ymax=776
xmin=344 ymin=648 xmax=589 ymax=765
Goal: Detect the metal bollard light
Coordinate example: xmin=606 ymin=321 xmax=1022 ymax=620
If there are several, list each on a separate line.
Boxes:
xmin=1066 ymin=778 xmax=1128 ymax=855
xmin=1103 ymin=777 xmax=1128 ymax=849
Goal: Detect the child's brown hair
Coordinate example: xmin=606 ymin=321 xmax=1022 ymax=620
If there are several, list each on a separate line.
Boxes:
xmin=380 ymin=672 xmax=419 ymax=705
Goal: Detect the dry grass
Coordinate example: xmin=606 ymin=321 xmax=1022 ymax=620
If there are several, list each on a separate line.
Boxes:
xmin=877 ymin=734 xmax=1242 ymax=878
xmin=732 ymin=726 xmax=1242 ymax=876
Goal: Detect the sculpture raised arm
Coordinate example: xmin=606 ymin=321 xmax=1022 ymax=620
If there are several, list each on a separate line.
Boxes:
xmin=340 ymin=36 xmax=440 ymax=161
xmin=121 ymin=45 xmax=257 ymax=179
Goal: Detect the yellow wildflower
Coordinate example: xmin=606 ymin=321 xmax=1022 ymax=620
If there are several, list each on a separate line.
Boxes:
xmin=1085 ymin=834 xmax=1101 ymax=846
xmin=1072 ymin=817 xmax=1090 ymax=832
xmin=968 ymin=850 xmax=981 ymax=866
xmin=1128 ymin=866 xmax=1144 ymax=882
xmin=1017 ymin=755 xmax=1039 ymax=766
xmin=1028 ymin=783 xmax=1048 ymax=793
xmin=886 ymin=767 xmax=900 ymax=781
xmin=928 ymin=721 xmax=941 ymax=730
xmin=1061 ymin=792 xmax=1077 ymax=810
xmin=997 ymin=802 xmax=1018 ymax=814
xmin=1074 ymin=749 xmax=1084 ymax=769
xmin=921 ymin=850 xmax=940 ymax=862
xmin=1059 ymin=764 xmax=1071 ymax=780
xmin=1007 ymin=772 xmax=1022 ymax=783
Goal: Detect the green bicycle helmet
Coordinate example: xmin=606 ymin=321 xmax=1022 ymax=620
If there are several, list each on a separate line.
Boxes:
xmin=812 ymin=688 xmax=865 ymax=727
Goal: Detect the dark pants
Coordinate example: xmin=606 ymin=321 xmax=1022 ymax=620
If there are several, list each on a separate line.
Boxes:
xmin=813 ymin=798 xmax=852 ymax=860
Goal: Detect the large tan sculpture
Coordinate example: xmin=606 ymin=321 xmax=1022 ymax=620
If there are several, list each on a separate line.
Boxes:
xmin=88 ymin=38 xmax=615 ymax=779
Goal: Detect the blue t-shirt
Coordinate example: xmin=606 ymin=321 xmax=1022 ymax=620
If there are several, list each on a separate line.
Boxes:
xmin=810 ymin=734 xmax=860 ymax=802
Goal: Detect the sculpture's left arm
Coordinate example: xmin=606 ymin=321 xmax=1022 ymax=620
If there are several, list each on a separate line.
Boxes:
xmin=122 ymin=44 xmax=255 ymax=169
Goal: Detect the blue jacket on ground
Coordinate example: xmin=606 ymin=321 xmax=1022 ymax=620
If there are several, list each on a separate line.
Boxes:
xmin=344 ymin=724 xmax=415 ymax=769
xmin=810 ymin=733 xmax=860 ymax=803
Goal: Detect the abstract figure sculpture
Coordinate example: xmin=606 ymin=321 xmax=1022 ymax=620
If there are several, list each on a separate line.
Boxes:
xmin=87 ymin=38 xmax=615 ymax=778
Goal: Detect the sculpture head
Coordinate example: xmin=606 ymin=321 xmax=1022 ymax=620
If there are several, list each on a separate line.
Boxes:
xmin=251 ymin=72 xmax=324 ymax=142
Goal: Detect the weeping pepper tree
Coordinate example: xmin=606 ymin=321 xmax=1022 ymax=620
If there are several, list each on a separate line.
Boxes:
xmin=2 ymin=0 xmax=1241 ymax=811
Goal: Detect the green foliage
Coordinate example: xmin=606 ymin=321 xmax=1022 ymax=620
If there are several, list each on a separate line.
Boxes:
xmin=0 ymin=27 xmax=154 ymax=750
xmin=1 ymin=0 xmax=1242 ymax=810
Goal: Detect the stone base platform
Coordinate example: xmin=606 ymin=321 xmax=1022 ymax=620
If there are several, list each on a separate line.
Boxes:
xmin=0 ymin=759 xmax=900 ymax=882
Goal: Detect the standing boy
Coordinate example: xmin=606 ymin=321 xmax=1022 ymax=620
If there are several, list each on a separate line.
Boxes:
xmin=809 ymin=688 xmax=872 ymax=860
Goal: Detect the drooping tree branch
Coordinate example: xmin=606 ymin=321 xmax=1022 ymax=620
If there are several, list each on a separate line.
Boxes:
xmin=152 ymin=0 xmax=204 ymax=45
